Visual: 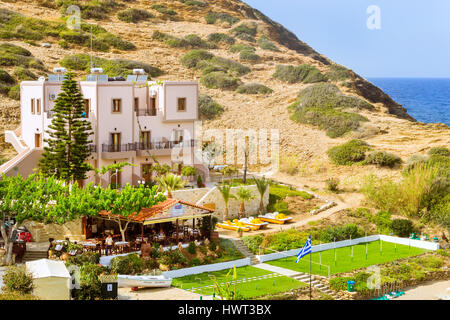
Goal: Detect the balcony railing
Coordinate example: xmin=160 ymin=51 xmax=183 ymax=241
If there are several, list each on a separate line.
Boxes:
xmin=136 ymin=108 xmax=157 ymax=116
xmin=102 ymin=143 xmax=136 ymax=153
xmin=89 ymin=144 xmax=97 ymax=153
xmin=102 ymin=140 xmax=195 ymax=153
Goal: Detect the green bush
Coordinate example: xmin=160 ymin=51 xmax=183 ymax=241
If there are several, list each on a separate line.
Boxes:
xmin=260 ymin=229 xmax=310 ymax=252
xmin=71 ymin=263 xmax=111 ymax=300
xmin=7 ymin=85 xmax=20 ymax=100
xmin=205 ymin=11 xmax=240 ymax=25
xmin=319 ymin=224 xmax=362 ymax=243
xmin=151 ymin=4 xmax=177 ymax=16
xmin=67 ymin=251 xmax=101 ymax=266
xmin=231 ymin=24 xmax=257 ymax=38
xmin=181 ymin=50 xmax=250 ymax=77
xmin=428 ymin=147 xmax=450 ymax=157
xmin=160 ymin=249 xmax=187 ymax=267
xmin=180 ymin=49 xmax=214 ymax=68
xmin=200 ymin=71 xmax=240 ymax=89
xmin=190 ymin=257 xmax=202 ymax=266
xmin=209 ymin=56 xmax=250 ymax=76
xmin=2 ymin=265 xmax=34 ymax=295
xmin=59 ymin=30 xmax=89 ymax=45
xmin=257 ymin=35 xmax=279 ymax=52
xmin=327 ymin=140 xmax=372 ymax=165
xmin=242 ymin=235 xmax=263 ymax=254
xmin=0 ymin=8 xmax=135 ymax=52
xmin=391 ymin=219 xmax=414 ymax=237
xmin=236 ymin=83 xmax=273 ymax=95
xmin=363 ymin=151 xmax=402 ymax=168
xmin=117 ymin=8 xmax=153 ymax=23
xmin=182 ymin=166 xmax=197 ymax=177
xmin=371 ymin=211 xmax=392 ymax=234
xmin=273 ymin=64 xmax=327 ymax=84
xmin=110 ymin=254 xmax=144 ymax=275
xmin=0 ymin=44 xmax=45 ymax=70
xmin=0 ymin=43 xmax=31 ymax=56
xmin=198 ymin=93 xmax=224 ymax=120
xmin=325 ymin=64 xmax=353 ymax=82
xmin=179 ymin=0 xmax=208 ymax=7
xmin=207 ymin=33 xmax=235 ymax=45
xmin=188 ymin=241 xmax=197 ymax=254
xmin=239 ymin=50 xmax=260 ymax=62
xmin=183 ymin=34 xmax=215 ymax=49
xmin=57 ymin=0 xmax=124 ymax=21
xmin=0 ymin=68 xmax=15 ymax=85
xmin=329 ymin=276 xmax=353 ymax=291
xmin=13 ymin=66 xmax=37 ymax=80
xmin=326 ymin=177 xmax=339 ymax=192
xmin=230 ymin=43 xmax=255 ymax=53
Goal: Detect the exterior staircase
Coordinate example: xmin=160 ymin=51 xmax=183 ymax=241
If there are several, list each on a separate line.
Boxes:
xmin=229 ymin=238 xmax=260 ymax=265
xmin=290 ymin=272 xmax=341 ymax=300
xmin=22 ymin=251 xmax=48 ymax=263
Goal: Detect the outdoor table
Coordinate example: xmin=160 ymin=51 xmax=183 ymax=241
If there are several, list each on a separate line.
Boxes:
xmin=115 ymin=241 xmax=129 ymax=254
xmin=82 ymin=242 xmax=97 ymax=247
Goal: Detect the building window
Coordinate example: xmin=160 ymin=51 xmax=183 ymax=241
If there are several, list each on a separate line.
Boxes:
xmin=83 ymin=99 xmax=90 ymax=118
xmin=177 ymin=98 xmax=186 ymax=112
xmin=36 ymin=99 xmax=41 ymax=115
xmin=140 ymin=131 xmax=151 ymax=149
xmin=134 ymin=97 xmax=139 ymax=112
xmin=110 ymin=133 xmax=121 ymax=152
xmin=149 ymin=97 xmax=157 ymax=116
xmin=31 ymin=99 xmax=35 ymax=114
xmin=112 ymin=99 xmax=122 ymax=113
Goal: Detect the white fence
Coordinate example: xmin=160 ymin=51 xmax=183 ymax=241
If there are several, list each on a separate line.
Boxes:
xmin=379 ymin=235 xmax=440 ymax=251
xmin=162 ymin=257 xmax=251 ymax=279
xmin=256 ymin=235 xmax=439 ymax=263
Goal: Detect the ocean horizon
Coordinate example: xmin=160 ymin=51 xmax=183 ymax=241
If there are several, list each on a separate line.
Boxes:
xmin=368 ymin=77 xmax=450 ymax=126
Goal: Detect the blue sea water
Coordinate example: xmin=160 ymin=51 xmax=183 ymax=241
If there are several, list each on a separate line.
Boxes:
xmin=368 ymin=78 xmax=450 ymax=126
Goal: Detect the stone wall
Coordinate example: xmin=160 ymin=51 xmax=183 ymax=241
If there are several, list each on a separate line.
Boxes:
xmin=23 ymin=219 xmax=85 ymax=242
xmin=172 ymin=184 xmax=269 ymax=220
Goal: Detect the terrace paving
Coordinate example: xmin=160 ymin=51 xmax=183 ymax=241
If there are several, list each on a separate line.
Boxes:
xmin=118 ymin=287 xmax=212 ymax=300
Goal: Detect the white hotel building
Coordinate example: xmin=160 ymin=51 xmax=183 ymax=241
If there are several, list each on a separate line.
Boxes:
xmin=1 ymin=68 xmax=208 ymax=186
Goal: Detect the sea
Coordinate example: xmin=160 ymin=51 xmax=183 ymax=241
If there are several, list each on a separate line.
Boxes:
xmin=368 ymin=78 xmax=450 ymax=126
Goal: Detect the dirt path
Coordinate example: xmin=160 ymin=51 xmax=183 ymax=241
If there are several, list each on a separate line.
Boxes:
xmin=220 ymin=173 xmax=350 ymax=239
xmin=396 ymin=280 xmax=450 ymax=300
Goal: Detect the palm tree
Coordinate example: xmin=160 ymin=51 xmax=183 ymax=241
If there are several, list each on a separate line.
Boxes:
xmin=254 ymin=177 xmax=269 ymax=215
xmin=155 ymin=173 xmax=186 ymax=198
xmin=217 ymin=182 xmax=236 ymax=221
xmin=236 ymin=187 xmax=255 ymax=218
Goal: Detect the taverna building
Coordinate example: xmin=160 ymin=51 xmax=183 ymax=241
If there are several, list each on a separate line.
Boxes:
xmin=1 ymin=68 xmax=208 ymax=186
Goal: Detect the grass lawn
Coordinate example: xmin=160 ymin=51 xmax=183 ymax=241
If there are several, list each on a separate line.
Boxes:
xmin=267 ymin=240 xmax=428 ymax=277
xmin=172 ymin=266 xmax=306 ymax=299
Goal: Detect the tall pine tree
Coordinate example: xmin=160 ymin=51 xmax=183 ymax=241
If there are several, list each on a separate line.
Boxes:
xmin=39 ymin=72 xmax=93 ymax=182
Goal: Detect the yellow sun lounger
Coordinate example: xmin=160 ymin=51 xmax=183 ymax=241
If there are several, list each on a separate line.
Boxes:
xmin=216 ymin=222 xmax=251 ymax=232
xmin=258 ymin=214 xmax=293 ymax=225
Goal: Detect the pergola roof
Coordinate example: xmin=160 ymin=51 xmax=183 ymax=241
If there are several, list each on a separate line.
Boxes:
xmin=98 ymin=198 xmax=214 ymax=224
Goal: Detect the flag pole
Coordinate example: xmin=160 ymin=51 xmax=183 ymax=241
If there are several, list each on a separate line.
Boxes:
xmin=309 ymin=250 xmax=312 ymax=300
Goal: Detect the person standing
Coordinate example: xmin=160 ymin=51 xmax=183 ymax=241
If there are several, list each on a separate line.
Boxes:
xmin=105 ymin=234 xmax=113 ymax=256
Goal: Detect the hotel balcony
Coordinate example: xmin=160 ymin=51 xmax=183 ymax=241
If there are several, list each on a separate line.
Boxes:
xmin=136 ymin=108 xmax=157 ymax=117
xmin=101 ymin=143 xmax=137 ymax=159
xmin=100 ymin=140 xmax=195 ymax=158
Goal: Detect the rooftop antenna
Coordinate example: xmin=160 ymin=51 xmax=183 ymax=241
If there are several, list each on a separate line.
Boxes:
xmin=90 ymin=25 xmax=93 ymax=69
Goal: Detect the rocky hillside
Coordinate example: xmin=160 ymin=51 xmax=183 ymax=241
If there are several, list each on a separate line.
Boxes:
xmin=0 ymin=0 xmax=448 ymax=189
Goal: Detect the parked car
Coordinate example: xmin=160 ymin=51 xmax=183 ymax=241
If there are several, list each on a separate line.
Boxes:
xmin=4 ymin=223 xmax=32 ymax=242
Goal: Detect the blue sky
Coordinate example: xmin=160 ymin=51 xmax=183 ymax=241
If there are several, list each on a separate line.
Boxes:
xmin=245 ymin=0 xmax=450 ymax=78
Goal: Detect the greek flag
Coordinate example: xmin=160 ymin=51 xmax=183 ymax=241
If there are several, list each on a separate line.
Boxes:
xmin=296 ymin=235 xmax=312 ymax=263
